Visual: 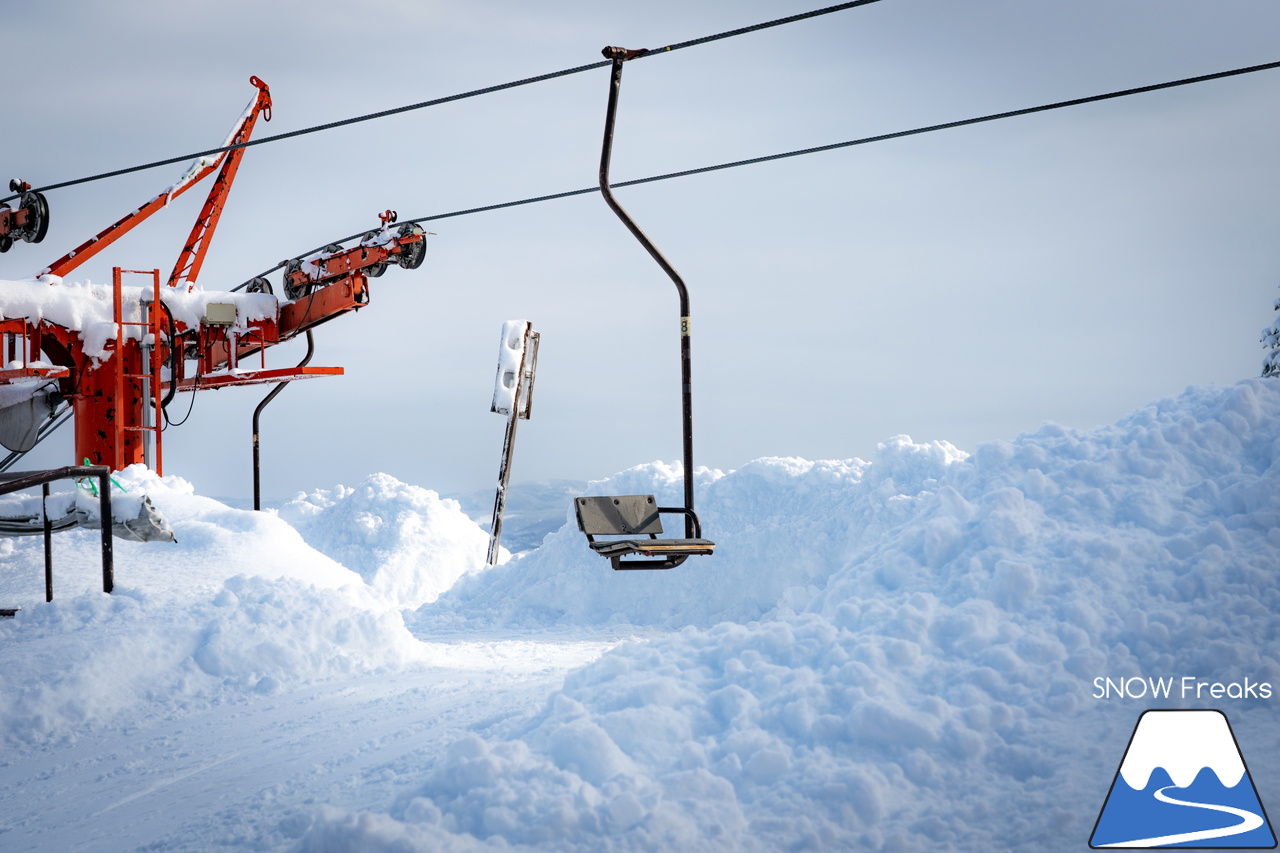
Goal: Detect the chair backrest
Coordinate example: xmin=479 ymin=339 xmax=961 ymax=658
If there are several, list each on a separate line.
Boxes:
xmin=575 ymin=495 xmax=664 ymax=537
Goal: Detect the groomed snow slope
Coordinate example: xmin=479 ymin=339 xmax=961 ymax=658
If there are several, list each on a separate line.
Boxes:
xmin=0 ymin=379 xmax=1276 ymax=852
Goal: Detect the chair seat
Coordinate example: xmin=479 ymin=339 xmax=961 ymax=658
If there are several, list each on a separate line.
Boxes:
xmin=575 ymin=495 xmax=714 ymax=570
xmin=588 ymin=538 xmax=716 ymax=557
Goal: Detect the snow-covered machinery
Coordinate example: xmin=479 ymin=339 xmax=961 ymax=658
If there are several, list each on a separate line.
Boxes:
xmin=0 ymin=76 xmax=431 ymax=535
xmin=2 ymin=76 xmax=279 ymax=476
xmin=0 ymin=180 xmax=50 ymax=253
xmin=265 ymin=210 xmax=427 ymax=301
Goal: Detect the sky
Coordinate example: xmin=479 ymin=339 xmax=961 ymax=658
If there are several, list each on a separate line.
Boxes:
xmin=3 ymin=0 xmax=1280 ymax=503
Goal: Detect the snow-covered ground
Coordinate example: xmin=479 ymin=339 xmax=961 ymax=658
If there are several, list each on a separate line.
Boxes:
xmin=1 ymin=379 xmax=1278 ymax=851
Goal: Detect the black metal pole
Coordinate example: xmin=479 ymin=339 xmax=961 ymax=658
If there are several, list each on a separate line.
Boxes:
xmin=98 ymin=471 xmax=113 ymax=593
xmin=252 ymin=330 xmax=314 ymax=511
xmin=42 ymin=482 xmax=52 ymax=602
xmin=598 ymin=47 xmax=695 ymax=536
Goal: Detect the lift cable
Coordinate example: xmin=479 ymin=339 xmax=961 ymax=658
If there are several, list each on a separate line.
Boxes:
xmin=0 ymin=0 xmax=884 ymax=205
xmin=232 ymin=56 xmax=1280 ymax=287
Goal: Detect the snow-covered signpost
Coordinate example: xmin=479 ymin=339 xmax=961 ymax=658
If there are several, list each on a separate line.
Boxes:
xmin=487 ymin=320 xmax=539 ymax=565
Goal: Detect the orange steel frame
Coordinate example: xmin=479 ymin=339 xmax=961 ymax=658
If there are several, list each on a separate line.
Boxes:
xmin=111 ymin=268 xmax=164 ymax=474
xmin=56 ymin=268 xmax=160 ymax=472
xmin=50 ymin=266 xmax=352 ymax=470
xmin=0 ymin=318 xmax=69 ymax=384
xmin=8 ymin=77 xmax=420 ymax=474
xmin=41 ymin=78 xmax=272 ymax=283
xmin=20 ymin=77 xmax=304 ymax=471
xmin=168 ymin=77 xmax=271 ymax=291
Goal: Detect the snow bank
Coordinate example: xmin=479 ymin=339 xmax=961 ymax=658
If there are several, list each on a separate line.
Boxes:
xmin=279 ymin=473 xmax=496 ymax=609
xmin=418 ymin=439 xmax=966 ymax=629
xmin=0 ymin=575 xmax=424 ymax=744
xmin=0 ymin=467 xmax=428 ymax=743
xmin=301 ymin=378 xmax=1280 ymax=852
xmin=2 ymin=379 xmax=1276 ymax=849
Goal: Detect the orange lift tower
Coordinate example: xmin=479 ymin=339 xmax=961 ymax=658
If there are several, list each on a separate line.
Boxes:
xmin=28 ymin=77 xmax=275 ymax=473
xmin=2 ymin=76 xmax=426 ymax=485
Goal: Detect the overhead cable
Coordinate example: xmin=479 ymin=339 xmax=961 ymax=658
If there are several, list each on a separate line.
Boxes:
xmin=233 ymin=56 xmax=1280 ymax=285
xmin=0 ymin=1 xmax=884 ymax=204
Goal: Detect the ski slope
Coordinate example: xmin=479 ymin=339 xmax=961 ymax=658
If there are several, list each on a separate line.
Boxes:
xmin=1 ymin=379 xmax=1278 ymax=851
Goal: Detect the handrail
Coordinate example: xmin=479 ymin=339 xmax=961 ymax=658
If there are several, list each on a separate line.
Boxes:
xmin=0 ymin=465 xmax=114 ymax=598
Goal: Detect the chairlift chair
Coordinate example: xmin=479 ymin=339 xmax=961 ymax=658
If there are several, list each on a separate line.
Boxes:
xmin=575 ymin=47 xmax=716 ymax=570
xmin=576 ymin=494 xmax=714 ymax=570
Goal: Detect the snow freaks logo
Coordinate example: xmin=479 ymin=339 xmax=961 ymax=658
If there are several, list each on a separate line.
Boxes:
xmin=1090 ymin=710 xmax=1276 ymax=848
xmin=1093 ymin=676 xmax=1273 ymax=701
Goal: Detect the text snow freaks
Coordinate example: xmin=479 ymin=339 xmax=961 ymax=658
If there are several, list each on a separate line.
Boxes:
xmin=1093 ymin=676 xmax=1272 ymax=701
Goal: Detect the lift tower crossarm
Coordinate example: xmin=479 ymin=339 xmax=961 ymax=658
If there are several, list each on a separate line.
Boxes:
xmin=39 ymin=78 xmax=273 ymax=282
xmin=168 ymin=77 xmax=272 ymax=290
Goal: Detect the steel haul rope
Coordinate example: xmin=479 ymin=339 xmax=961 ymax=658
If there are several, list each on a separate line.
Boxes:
xmin=0 ymin=1 xmax=884 ymax=204
xmin=229 ymin=56 xmax=1280 ymax=286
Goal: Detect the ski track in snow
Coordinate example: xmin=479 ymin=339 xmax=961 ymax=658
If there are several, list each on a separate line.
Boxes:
xmin=0 ymin=641 xmax=620 ymax=852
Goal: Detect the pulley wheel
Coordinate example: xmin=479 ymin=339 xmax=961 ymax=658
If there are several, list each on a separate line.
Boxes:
xmin=313 ymin=244 xmax=343 ymax=284
xmin=282 ymin=260 xmax=307 ymax=301
xmin=360 ymin=232 xmax=387 ymax=276
xmin=19 ymin=191 xmax=49 ymax=243
xmin=395 ymin=223 xmax=427 ymax=270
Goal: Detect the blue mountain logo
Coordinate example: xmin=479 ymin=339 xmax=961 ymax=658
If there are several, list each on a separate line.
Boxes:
xmin=1091 ymin=710 xmax=1276 ymax=848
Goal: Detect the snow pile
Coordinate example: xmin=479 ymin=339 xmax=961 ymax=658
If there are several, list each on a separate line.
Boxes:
xmin=0 ymin=467 xmax=428 ymax=743
xmin=301 ymin=378 xmax=1280 ymax=852
xmin=279 ymin=473 xmax=496 ymax=609
xmin=1 ymin=379 xmax=1276 ymax=850
xmin=420 ymin=440 xmax=966 ymax=629
xmin=1 ymin=575 xmax=424 ymax=744
xmin=0 ymin=461 xmax=174 ymax=540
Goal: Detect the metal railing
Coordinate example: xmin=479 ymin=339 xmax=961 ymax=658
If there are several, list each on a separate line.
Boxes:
xmin=0 ymin=465 xmax=115 ymax=602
